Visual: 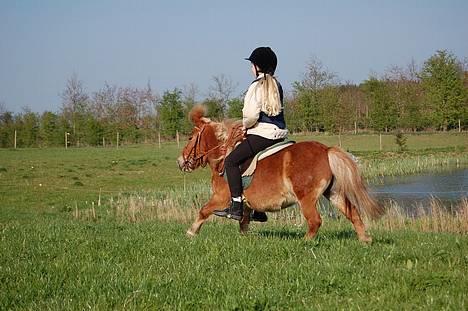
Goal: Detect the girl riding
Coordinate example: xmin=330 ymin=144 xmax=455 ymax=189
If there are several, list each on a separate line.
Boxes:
xmin=214 ymin=47 xmax=288 ymax=221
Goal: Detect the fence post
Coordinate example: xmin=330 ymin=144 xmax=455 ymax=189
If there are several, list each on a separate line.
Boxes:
xmin=65 ymin=132 xmax=69 ymax=149
xmin=158 ymin=132 xmax=161 ymax=149
xmin=379 ymin=133 xmax=382 ymax=151
xmin=116 ymin=132 xmax=120 ymax=149
xmin=176 ymin=130 xmax=180 ymax=148
xmin=14 ymin=130 xmax=17 ymax=149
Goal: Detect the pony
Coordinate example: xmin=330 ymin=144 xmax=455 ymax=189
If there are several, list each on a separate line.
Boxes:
xmin=177 ymin=105 xmax=384 ymax=242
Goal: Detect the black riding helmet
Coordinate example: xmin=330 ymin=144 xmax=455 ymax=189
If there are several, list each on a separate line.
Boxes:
xmin=245 ymin=47 xmax=277 ymax=75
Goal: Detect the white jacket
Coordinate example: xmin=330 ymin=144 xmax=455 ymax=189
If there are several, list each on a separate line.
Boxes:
xmin=242 ymin=74 xmax=289 ymax=140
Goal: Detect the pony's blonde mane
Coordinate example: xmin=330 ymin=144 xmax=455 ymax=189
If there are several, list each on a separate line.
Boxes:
xmin=213 ymin=119 xmax=242 ymax=143
xmin=189 ymin=104 xmax=242 ymax=145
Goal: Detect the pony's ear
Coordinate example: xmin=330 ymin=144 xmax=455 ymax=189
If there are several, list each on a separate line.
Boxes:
xmin=189 ymin=105 xmax=210 ymax=127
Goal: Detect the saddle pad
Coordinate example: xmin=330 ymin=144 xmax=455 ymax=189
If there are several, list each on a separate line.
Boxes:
xmin=242 ymin=140 xmax=295 ymax=177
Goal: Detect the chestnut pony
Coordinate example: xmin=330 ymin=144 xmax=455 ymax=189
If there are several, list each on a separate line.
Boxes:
xmin=177 ymin=105 xmax=384 ymax=242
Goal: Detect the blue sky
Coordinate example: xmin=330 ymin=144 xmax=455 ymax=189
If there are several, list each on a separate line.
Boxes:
xmin=1 ymin=0 xmax=467 ymax=113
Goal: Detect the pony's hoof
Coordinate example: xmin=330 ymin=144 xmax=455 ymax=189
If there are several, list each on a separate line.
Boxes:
xmin=359 ymin=235 xmax=372 ymax=244
xmin=186 ymin=230 xmax=197 ymax=238
xmin=239 ymin=228 xmax=250 ymax=235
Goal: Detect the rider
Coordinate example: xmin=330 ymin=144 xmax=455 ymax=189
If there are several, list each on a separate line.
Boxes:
xmin=214 ymin=47 xmax=288 ymax=221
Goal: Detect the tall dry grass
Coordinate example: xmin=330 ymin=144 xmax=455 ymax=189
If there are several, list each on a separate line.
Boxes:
xmin=73 ymin=182 xmax=467 ymax=234
xmin=372 ymin=197 xmax=468 ymax=234
xmin=360 ymin=153 xmax=467 ymax=179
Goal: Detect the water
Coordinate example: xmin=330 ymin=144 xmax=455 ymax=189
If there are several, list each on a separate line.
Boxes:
xmin=370 ymin=168 xmax=468 ymax=210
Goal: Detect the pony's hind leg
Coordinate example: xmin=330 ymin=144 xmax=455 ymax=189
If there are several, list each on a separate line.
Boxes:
xmin=298 ymin=193 xmax=322 ymax=240
xmin=187 ymin=195 xmax=229 ymax=237
xmin=329 ymin=192 xmax=372 ymax=243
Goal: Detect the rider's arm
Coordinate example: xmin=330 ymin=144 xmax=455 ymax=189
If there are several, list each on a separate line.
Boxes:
xmin=242 ymin=82 xmax=261 ymax=129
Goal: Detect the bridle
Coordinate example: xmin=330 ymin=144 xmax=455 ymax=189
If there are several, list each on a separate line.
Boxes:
xmin=181 ymin=123 xmax=244 ymax=172
xmin=182 ymin=124 xmax=219 ymax=170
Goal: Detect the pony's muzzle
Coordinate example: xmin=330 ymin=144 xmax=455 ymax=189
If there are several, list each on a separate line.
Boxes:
xmin=177 ymin=156 xmax=192 ymax=172
xmin=176 ymin=156 xmax=185 ymax=170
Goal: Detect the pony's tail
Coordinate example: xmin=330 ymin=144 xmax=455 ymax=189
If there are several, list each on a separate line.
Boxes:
xmin=327 ymin=147 xmax=385 ymax=219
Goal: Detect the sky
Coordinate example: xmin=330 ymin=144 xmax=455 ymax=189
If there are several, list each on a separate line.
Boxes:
xmin=1 ymin=0 xmax=467 ymax=113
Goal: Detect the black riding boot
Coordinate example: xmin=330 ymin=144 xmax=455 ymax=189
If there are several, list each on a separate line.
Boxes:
xmin=213 ymin=200 xmax=243 ymax=221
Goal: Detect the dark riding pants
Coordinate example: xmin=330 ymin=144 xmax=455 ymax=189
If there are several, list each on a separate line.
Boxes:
xmin=225 ymin=134 xmax=284 ymax=197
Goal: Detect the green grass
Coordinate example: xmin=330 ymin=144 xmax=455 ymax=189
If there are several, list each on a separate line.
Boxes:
xmin=1 ymin=218 xmax=467 ymax=310
xmin=0 ymin=144 xmax=208 ymax=219
xmin=293 ymin=132 xmax=467 ymax=152
xmin=0 ymin=133 xmax=467 ymax=309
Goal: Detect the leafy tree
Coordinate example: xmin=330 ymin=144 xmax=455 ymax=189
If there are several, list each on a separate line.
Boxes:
xmin=0 ymin=111 xmax=14 ymax=147
xmin=338 ymin=84 xmax=367 ymax=132
xmin=158 ymin=89 xmax=184 ymax=137
xmin=82 ymin=113 xmax=103 ymax=146
xmin=319 ymin=86 xmax=341 ymax=133
xmin=362 ymin=77 xmax=398 ymax=132
xmin=203 ymin=98 xmax=224 ymax=120
xmin=420 ymin=50 xmax=466 ymax=130
xmin=226 ymin=98 xmax=243 ymax=119
xmin=284 ymin=96 xmax=303 ymax=133
xmin=292 ymin=85 xmax=321 ymax=132
xmin=384 ymin=64 xmax=425 ymax=131
xmin=39 ymin=111 xmax=61 ymax=146
xmin=17 ymin=109 xmax=40 ymax=147
xmin=208 ymin=74 xmax=237 ymax=117
xmin=292 ymin=57 xmax=338 ymax=132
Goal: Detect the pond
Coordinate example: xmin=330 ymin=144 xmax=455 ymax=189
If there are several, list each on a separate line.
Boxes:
xmin=370 ymin=168 xmax=467 ymax=211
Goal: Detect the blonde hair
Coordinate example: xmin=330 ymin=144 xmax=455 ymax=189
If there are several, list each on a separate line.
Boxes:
xmin=255 ymin=74 xmax=282 ymax=117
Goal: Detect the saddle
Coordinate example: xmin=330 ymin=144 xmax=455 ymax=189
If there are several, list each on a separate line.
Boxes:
xmin=224 ymin=140 xmax=295 ymax=189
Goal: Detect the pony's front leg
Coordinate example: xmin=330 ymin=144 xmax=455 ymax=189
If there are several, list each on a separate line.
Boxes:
xmin=186 ymin=194 xmax=229 ymax=237
xmin=239 ymin=205 xmax=252 ymax=234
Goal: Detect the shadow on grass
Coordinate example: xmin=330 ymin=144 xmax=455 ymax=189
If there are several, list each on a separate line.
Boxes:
xmin=256 ymin=228 xmax=358 ymax=241
xmin=256 ymin=229 xmax=305 ymax=240
xmin=256 ymin=228 xmax=395 ymax=245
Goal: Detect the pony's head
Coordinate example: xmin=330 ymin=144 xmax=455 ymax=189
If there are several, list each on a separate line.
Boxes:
xmin=177 ymin=105 xmax=227 ymax=172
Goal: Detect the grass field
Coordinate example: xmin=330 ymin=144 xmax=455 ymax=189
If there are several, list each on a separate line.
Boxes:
xmin=1 ymin=133 xmax=467 ymax=310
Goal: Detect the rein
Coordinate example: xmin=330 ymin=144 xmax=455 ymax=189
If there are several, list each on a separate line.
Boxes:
xmin=183 ymin=123 xmax=244 ymax=171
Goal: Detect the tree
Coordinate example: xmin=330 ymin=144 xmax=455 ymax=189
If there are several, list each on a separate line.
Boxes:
xmin=115 ymin=87 xmax=140 ymax=144
xmin=384 ymin=64 xmax=425 ymax=131
xmin=292 ymin=57 xmax=338 ymax=132
xmin=91 ymin=83 xmax=118 ymax=144
xmin=207 ymin=74 xmax=237 ymax=117
xmin=158 ymin=89 xmax=184 ymax=137
xmin=226 ymin=97 xmax=243 ymax=119
xmin=203 ymin=98 xmax=224 ymax=120
xmin=338 ymin=84 xmax=367 ymax=132
xmin=17 ymin=108 xmax=40 ymax=147
xmin=60 ymin=74 xmax=89 ymax=145
xmin=420 ymin=50 xmax=466 ymax=130
xmin=319 ymin=86 xmax=341 ymax=133
xmin=0 ymin=110 xmax=14 ymax=147
xmin=362 ymin=77 xmax=398 ymax=132
xmin=284 ymin=95 xmax=303 ymax=133
xmin=39 ymin=111 xmax=61 ymax=146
